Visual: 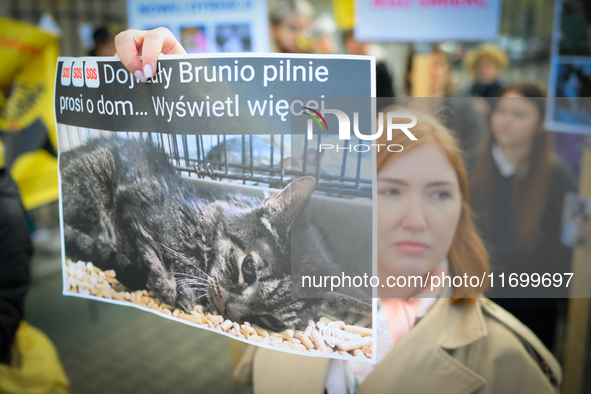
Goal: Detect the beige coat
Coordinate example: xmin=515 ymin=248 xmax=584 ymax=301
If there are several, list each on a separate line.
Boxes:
xmin=235 ymin=297 xmax=561 ymax=394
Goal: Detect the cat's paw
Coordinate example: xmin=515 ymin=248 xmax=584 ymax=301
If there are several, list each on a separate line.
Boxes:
xmin=174 ymin=291 xmax=196 ymax=313
xmin=147 ymin=271 xmax=177 ymax=307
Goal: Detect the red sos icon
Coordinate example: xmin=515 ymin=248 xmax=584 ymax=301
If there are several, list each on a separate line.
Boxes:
xmin=72 ymin=60 xmax=84 ymax=87
xmin=84 ymin=60 xmax=100 ymax=88
xmin=60 ymin=59 xmax=73 ymax=86
xmin=86 ymin=68 xmax=97 ymax=80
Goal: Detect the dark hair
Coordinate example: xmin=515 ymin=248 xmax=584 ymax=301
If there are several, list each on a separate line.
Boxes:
xmin=470 ymin=80 xmax=556 ymax=249
xmin=342 ymin=29 xmax=354 ymax=44
xmin=93 ymin=27 xmax=113 ymax=46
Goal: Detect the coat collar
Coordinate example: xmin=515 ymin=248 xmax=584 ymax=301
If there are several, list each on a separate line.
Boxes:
xmin=435 ymin=297 xmax=488 ymax=349
xmin=252 ymin=298 xmax=489 ymax=394
xmin=359 ymin=298 xmax=488 ymax=393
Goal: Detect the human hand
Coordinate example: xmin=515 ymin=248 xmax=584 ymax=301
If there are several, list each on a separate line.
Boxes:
xmin=114 ymin=28 xmax=186 ymax=82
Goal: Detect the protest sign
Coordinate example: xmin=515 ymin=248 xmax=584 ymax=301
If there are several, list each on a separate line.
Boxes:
xmin=54 ymin=53 xmax=376 ymax=362
xmin=355 ymin=0 xmax=501 ymax=42
xmin=545 ymin=0 xmax=591 ymax=135
xmin=127 ymin=0 xmax=269 ymax=53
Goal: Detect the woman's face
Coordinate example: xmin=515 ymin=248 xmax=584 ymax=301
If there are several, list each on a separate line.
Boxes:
xmin=271 ymin=15 xmax=311 ymax=53
xmin=377 ymin=143 xmax=462 ymax=286
xmin=490 ymin=91 xmax=541 ymax=149
xmin=430 ymin=52 xmax=449 ymax=95
xmin=476 ymin=55 xmax=501 ymax=84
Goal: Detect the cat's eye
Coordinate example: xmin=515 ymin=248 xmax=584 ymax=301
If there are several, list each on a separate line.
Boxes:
xmin=242 ymin=256 xmax=257 ymax=285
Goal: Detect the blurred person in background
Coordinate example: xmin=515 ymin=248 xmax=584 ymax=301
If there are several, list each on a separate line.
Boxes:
xmin=89 ymin=27 xmax=116 ymax=56
xmin=268 ymin=0 xmax=315 ymax=54
xmin=0 ymin=168 xmax=31 ymax=366
xmin=0 ymin=168 xmax=69 ymax=392
xmin=464 ymin=44 xmax=508 ymax=99
xmin=404 ymin=46 xmax=484 ymax=157
xmin=343 ymin=29 xmax=396 ymax=108
xmin=468 ymin=81 xmax=577 ymax=352
xmin=405 ymin=45 xmax=456 ymax=98
xmin=311 ymin=13 xmax=337 ymax=54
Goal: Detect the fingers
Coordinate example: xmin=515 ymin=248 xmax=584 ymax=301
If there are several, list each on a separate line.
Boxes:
xmin=114 ymin=29 xmax=146 ymax=79
xmin=141 ymin=28 xmax=186 ymax=80
xmin=114 ymin=28 xmax=186 ymax=83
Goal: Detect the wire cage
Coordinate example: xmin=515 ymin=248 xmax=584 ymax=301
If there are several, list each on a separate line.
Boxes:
xmin=58 ymin=127 xmax=373 ymax=199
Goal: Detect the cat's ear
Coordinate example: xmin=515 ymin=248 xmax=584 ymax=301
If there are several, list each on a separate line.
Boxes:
xmin=262 ymin=176 xmax=316 ymax=230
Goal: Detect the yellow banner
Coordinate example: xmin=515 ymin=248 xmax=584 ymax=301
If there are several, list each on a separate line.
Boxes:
xmin=332 ymin=0 xmax=355 ymax=30
xmin=0 ymin=17 xmax=60 ymax=210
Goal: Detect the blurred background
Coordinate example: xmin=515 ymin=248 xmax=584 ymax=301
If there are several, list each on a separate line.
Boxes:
xmin=1 ymin=0 xmax=591 ymax=393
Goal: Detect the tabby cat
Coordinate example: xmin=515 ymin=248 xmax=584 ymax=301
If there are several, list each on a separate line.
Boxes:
xmin=61 ymin=137 xmax=370 ymax=332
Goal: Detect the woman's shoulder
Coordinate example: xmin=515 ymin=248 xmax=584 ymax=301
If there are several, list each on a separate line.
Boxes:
xmin=472 ymin=298 xmax=561 ymax=390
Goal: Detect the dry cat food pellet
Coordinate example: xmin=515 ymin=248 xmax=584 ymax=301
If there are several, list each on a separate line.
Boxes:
xmin=281 ymin=329 xmax=294 ymax=340
xmin=336 ymin=337 xmax=373 ymax=352
xmin=344 ymin=325 xmax=373 ymax=337
xmin=65 ymin=260 xmax=373 ymax=358
xmin=254 ymin=326 xmax=270 ymax=338
xmin=362 ymin=346 xmax=372 ymax=357
xmin=221 ymin=319 xmax=233 ymax=332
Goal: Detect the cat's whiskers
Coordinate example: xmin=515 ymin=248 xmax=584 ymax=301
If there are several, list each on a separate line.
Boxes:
xmin=177 ymin=281 xmax=208 ymax=295
xmin=174 ymin=272 xmax=209 ymax=282
xmin=159 ymin=243 xmax=211 ymax=279
xmin=158 ymin=243 xmax=213 ymax=280
xmin=176 ymin=278 xmax=208 ymax=289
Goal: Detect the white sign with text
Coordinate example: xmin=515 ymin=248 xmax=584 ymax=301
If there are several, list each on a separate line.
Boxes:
xmin=355 ymin=0 xmax=501 ymax=41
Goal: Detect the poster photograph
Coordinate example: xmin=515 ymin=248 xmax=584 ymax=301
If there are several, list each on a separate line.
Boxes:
xmin=54 ymin=54 xmax=376 ymax=362
xmin=127 ymin=0 xmax=269 ymax=53
xmin=562 ymin=192 xmax=591 ymax=249
xmin=546 ymin=0 xmax=591 ymax=134
xmin=551 ymin=61 xmax=591 ymax=129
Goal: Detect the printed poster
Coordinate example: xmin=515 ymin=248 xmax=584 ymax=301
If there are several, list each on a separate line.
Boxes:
xmin=355 ymin=0 xmax=501 ymax=42
xmin=127 ymin=0 xmax=269 ymax=53
xmin=562 ymin=192 xmax=591 ymax=248
xmin=54 ymin=54 xmax=376 ymax=362
xmin=545 ymin=0 xmax=591 ymax=135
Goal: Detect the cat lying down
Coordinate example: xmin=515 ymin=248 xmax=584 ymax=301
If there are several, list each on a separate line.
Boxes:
xmin=61 ymin=137 xmax=371 ymax=332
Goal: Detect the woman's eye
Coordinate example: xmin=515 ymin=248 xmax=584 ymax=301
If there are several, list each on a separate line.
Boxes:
xmin=380 ymin=188 xmax=400 ymax=196
xmin=433 ymin=191 xmax=451 ymax=200
xmin=242 ymin=256 xmax=257 ymax=285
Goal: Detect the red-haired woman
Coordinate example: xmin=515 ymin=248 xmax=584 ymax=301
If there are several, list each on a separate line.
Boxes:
xmin=113 ymin=30 xmax=561 ymax=393
xmin=469 ymin=81 xmax=577 ymax=352
xmin=236 ymin=112 xmax=561 ymax=394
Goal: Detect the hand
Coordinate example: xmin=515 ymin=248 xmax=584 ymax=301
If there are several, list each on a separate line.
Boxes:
xmin=114 ymin=28 xmax=186 ymax=82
